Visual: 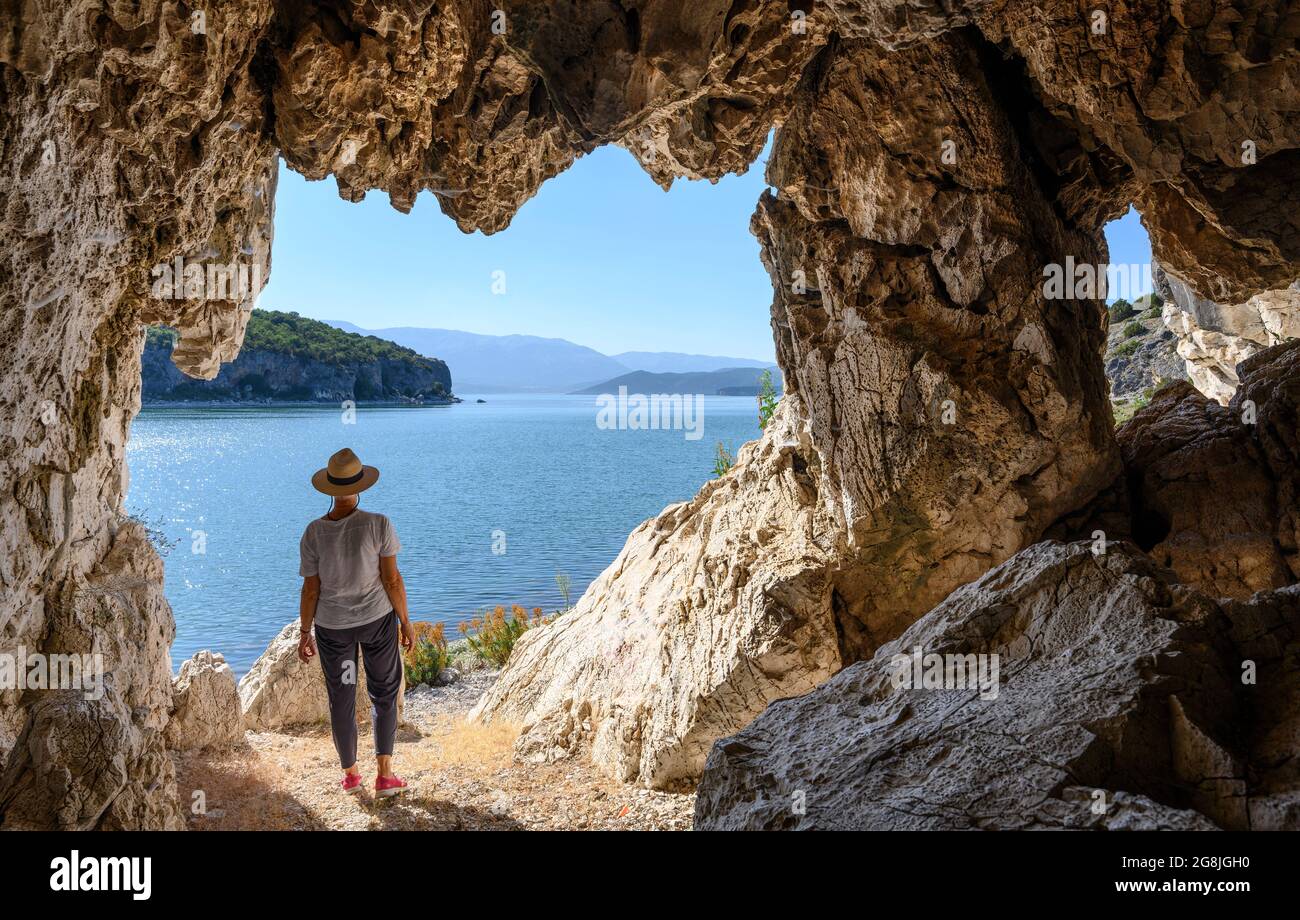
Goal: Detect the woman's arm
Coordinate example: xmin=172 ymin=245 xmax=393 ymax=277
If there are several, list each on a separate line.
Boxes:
xmin=380 ymin=556 xmax=415 ymax=651
xmin=297 ymin=574 xmax=321 ymax=662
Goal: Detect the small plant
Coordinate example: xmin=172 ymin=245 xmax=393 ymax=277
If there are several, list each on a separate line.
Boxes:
xmin=757 ymin=369 xmax=779 ymax=430
xmin=404 ymin=621 xmax=453 ymax=686
xmin=555 ymin=570 xmax=572 ymax=611
xmin=117 ymin=510 xmax=177 ymax=557
xmin=459 ymin=605 xmax=553 ymax=667
xmin=1112 ymin=340 xmax=1140 ymax=359
xmin=1122 ymin=320 xmax=1146 ymax=340
xmin=712 ymin=440 xmax=735 ymax=477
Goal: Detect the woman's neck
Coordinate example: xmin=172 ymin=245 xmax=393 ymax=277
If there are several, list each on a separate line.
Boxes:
xmin=326 ymin=501 xmax=359 ymax=521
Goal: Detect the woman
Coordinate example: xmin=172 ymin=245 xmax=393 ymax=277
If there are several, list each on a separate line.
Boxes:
xmin=296 ymin=447 xmax=416 ymax=797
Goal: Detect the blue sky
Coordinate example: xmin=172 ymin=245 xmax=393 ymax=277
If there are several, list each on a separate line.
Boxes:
xmin=261 ymin=149 xmax=1152 ymax=361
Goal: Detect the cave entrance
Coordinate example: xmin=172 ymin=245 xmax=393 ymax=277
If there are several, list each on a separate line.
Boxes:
xmin=127 ymin=147 xmax=781 ymax=677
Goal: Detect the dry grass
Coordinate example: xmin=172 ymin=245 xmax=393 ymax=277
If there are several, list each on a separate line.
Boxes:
xmin=174 ymin=708 xmax=693 ymax=831
xmin=417 ymin=716 xmax=519 ymax=769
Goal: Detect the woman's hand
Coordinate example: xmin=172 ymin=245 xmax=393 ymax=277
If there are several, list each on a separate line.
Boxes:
xmin=399 ymin=619 xmax=415 ymax=652
xmin=298 ymin=630 xmax=317 ymax=663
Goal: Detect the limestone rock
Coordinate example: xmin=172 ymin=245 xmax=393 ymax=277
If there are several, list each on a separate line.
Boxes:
xmin=1118 ymin=341 xmax=1300 ymax=599
xmin=165 ymin=651 xmax=243 ymax=752
xmin=1157 ymin=262 xmax=1300 ymax=403
xmin=239 ymin=621 xmax=404 ymax=732
xmin=694 ymin=541 xmax=1297 ymax=830
xmin=0 ymin=521 xmax=183 ymax=830
xmin=755 ymin=33 xmax=1119 ymax=656
xmin=471 ymin=397 xmax=842 ymax=790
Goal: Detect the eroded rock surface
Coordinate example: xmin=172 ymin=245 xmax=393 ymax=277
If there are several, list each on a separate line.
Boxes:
xmin=1119 ymin=341 xmax=1300 ymax=599
xmin=1157 ymin=262 xmax=1300 ymax=404
xmin=694 ymin=541 xmax=1298 ymax=830
xmin=165 ymin=651 xmax=243 ymax=752
xmin=239 ymin=621 xmax=404 ymax=733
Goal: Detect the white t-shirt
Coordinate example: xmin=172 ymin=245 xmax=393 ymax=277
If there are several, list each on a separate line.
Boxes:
xmin=299 ymin=509 xmax=401 ymax=630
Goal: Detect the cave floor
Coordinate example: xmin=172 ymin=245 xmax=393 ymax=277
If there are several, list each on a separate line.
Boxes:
xmin=173 ymin=675 xmax=694 ymax=831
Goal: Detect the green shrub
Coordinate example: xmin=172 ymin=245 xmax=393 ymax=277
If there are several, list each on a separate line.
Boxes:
xmin=757 ymin=369 xmax=779 ymax=430
xmin=1108 ymin=299 xmax=1136 ymax=322
xmin=713 ymin=441 xmax=735 ymax=477
xmin=1112 ymin=391 xmax=1153 ymax=428
xmin=555 ymin=571 xmax=572 ymax=611
xmin=1112 ymin=340 xmax=1140 ymax=359
xmin=404 ymin=621 xmax=453 ymax=685
xmin=459 ymin=605 xmax=553 ymax=668
xmin=1122 ymin=321 xmax=1146 ymax=339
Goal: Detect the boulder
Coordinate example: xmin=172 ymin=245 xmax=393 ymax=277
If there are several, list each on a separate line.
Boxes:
xmin=694 ymin=541 xmax=1299 ymax=830
xmin=239 ymin=621 xmax=404 ymax=732
xmin=1116 ymin=341 xmax=1300 ymax=599
xmin=165 ymin=651 xmax=243 ymax=752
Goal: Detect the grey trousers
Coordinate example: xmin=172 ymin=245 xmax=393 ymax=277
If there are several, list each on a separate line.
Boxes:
xmin=315 ymin=612 xmax=402 ymax=769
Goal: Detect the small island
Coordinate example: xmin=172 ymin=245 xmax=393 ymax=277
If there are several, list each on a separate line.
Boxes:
xmin=143 ymin=310 xmax=456 ymax=405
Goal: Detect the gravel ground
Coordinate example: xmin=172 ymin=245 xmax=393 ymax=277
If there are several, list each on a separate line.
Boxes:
xmin=174 ymin=668 xmax=695 ymax=831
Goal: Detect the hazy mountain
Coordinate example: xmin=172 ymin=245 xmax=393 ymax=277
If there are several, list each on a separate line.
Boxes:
xmin=611 ymin=351 xmax=773 ymax=374
xmin=571 ymin=366 xmax=782 ymax=396
xmin=327 ymin=322 xmax=628 ymax=392
xmin=326 ymin=321 xmax=775 ymax=393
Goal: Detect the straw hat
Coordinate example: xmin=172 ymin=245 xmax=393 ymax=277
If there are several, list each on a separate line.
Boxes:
xmin=311 ymin=448 xmax=379 ymax=496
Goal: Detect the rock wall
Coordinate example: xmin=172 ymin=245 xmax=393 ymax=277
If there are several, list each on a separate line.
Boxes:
xmin=4 ymin=2 xmax=1300 ymax=823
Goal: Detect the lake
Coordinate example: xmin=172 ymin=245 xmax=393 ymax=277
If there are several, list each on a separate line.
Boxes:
xmin=125 ymin=394 xmax=763 ymax=676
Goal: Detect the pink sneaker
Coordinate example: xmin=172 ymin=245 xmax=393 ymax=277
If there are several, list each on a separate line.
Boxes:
xmin=341 ymin=772 xmax=363 ymax=794
xmin=375 ymin=774 xmax=407 ymax=798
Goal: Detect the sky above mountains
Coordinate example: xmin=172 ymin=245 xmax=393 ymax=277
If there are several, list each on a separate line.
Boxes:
xmin=262 ymin=146 xmax=1153 ymax=362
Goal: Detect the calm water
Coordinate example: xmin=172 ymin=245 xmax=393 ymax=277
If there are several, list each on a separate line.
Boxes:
xmin=126 ymin=395 xmax=761 ymax=676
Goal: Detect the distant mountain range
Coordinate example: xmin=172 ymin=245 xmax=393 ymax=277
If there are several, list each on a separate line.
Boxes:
xmin=571 ymin=366 xmax=783 ymax=397
xmin=326 ymin=320 xmax=776 ymax=392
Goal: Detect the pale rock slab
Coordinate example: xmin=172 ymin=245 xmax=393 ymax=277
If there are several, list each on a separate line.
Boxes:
xmin=694 ymin=541 xmax=1297 ymax=830
xmin=165 ymin=651 xmax=243 ymax=752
